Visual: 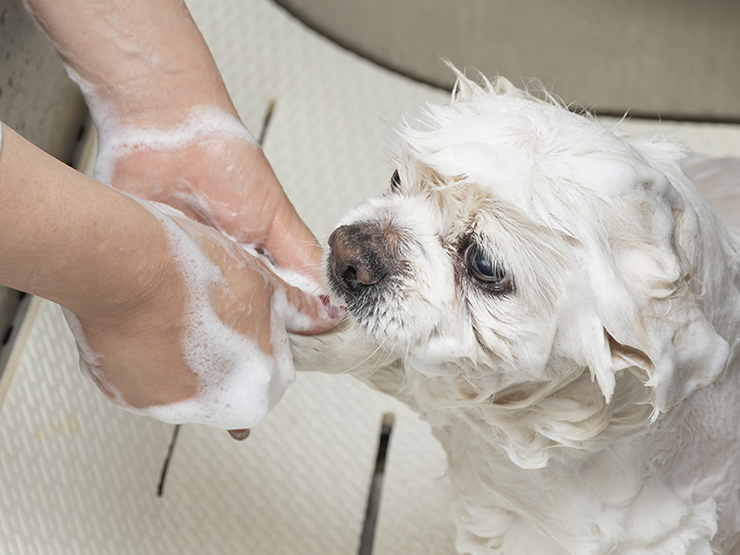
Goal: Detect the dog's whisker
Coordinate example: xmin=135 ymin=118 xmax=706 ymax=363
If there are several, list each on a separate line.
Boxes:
xmin=325 ymin=338 xmax=394 ymax=398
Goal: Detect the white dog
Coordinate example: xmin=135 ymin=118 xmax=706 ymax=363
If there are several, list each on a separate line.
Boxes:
xmin=293 ymin=72 xmax=740 ymax=554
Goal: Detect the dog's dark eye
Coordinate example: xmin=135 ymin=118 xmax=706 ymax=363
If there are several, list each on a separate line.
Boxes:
xmin=465 ymin=243 xmax=512 ymax=294
xmin=390 ymin=169 xmax=401 ymax=192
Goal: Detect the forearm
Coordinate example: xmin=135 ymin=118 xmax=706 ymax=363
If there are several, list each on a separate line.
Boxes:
xmin=23 ymin=0 xmax=236 ymax=127
xmin=0 ymin=123 xmax=172 ymax=318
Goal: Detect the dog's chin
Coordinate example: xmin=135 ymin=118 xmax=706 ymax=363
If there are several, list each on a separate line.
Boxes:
xmin=328 ymin=280 xmax=439 ymax=354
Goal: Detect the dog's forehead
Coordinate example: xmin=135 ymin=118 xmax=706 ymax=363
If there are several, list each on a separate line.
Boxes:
xmin=398 ymin=95 xmax=668 ymax=227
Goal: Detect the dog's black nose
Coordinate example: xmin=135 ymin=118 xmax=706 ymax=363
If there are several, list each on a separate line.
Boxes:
xmin=328 ymin=224 xmax=390 ymax=294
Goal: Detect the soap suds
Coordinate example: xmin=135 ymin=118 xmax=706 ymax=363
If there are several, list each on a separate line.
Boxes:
xmin=61 ymin=197 xmax=326 ymax=429
xmin=94 ymin=107 xmax=258 ymax=185
xmin=128 ymin=201 xmax=301 ymax=428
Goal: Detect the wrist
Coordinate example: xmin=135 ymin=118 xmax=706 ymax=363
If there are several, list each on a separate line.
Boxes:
xmin=25 ymin=0 xmax=238 ymax=131
xmin=60 ymin=204 xmax=180 ymax=327
xmin=0 ymin=125 xmax=180 ymax=322
xmin=67 ymin=196 xmax=185 ymax=325
xmin=93 ymin=105 xmax=257 ymax=187
xmin=70 ymin=58 xmax=239 ymax=133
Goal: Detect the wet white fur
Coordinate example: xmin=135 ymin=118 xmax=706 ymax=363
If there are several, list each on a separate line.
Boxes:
xmin=292 ymin=75 xmax=740 ymax=554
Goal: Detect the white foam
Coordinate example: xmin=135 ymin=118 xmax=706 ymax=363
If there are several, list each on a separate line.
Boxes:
xmin=94 ymin=107 xmax=258 ymax=185
xmin=59 ymin=65 xmax=258 ymax=186
xmin=122 ymin=201 xmax=299 ymax=429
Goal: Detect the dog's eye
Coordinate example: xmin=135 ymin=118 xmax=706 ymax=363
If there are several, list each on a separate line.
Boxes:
xmin=465 ymin=243 xmax=512 ymax=294
xmin=390 ymin=169 xmax=402 ymax=192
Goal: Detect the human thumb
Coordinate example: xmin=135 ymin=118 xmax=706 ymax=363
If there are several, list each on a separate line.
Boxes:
xmin=274 ymin=277 xmax=344 ymax=335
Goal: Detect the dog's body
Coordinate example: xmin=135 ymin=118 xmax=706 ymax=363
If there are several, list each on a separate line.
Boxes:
xmin=292 ymin=75 xmax=740 ymax=554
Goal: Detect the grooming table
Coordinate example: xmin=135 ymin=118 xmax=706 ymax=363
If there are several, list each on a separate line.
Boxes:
xmin=1 ymin=1 xmax=739 ymax=553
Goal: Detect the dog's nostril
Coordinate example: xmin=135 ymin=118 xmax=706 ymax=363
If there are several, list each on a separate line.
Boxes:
xmin=337 ymin=259 xmax=385 ymax=290
xmin=342 ymin=265 xmax=358 ymax=285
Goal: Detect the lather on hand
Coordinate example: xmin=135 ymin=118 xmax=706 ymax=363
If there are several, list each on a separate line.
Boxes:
xmin=11 ymin=0 xmax=339 ymax=430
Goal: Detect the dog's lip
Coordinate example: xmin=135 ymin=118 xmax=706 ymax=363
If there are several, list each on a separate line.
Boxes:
xmin=325 ymin=261 xmax=353 ymax=303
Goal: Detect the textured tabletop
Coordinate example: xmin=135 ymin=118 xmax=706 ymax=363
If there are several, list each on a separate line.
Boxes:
xmin=1 ymin=0 xmax=739 ymax=553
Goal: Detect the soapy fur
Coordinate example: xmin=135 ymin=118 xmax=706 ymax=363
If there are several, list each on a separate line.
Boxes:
xmin=292 ymin=73 xmax=740 ymax=554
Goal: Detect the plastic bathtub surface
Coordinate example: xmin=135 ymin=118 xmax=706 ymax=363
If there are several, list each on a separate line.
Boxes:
xmin=1 ymin=0 xmax=739 ymax=553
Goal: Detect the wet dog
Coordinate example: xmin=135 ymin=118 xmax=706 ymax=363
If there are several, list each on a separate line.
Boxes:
xmin=296 ymin=72 xmax=740 ymax=554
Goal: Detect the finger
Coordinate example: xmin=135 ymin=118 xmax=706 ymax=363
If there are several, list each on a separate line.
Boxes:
xmin=278 ymin=279 xmax=344 ymax=335
xmin=228 ymin=429 xmax=250 ymax=441
xmin=234 ymin=156 xmax=324 ymax=282
xmin=262 ymin=191 xmax=325 ymax=284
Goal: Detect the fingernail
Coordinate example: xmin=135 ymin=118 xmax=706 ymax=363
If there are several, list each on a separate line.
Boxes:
xmin=320 ymin=295 xmax=346 ymax=320
xmin=228 ymin=429 xmax=251 ymax=441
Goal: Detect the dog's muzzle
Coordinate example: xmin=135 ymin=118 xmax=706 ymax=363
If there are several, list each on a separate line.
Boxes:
xmin=327 ymin=223 xmax=394 ymax=296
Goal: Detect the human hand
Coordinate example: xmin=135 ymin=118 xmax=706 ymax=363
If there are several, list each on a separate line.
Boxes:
xmin=24 ymin=0 xmax=320 ymax=278
xmin=1 ymin=124 xmax=333 ymax=428
xmin=93 ymin=107 xmax=322 ymax=282
xmin=68 ymin=201 xmax=337 ymax=429
xmin=21 ymin=0 xmax=338 ymax=430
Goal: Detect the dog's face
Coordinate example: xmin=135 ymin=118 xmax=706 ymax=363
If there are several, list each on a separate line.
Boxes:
xmin=326 ymin=76 xmax=728 ymax=433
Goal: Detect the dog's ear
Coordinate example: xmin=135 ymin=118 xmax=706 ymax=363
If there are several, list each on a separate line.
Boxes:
xmin=597 ymin=264 xmax=729 ymax=415
xmin=564 ymin=165 xmax=730 ymax=414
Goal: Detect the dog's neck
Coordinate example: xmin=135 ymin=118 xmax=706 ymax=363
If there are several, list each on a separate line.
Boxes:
xmin=398 ymin=357 xmax=655 ymax=470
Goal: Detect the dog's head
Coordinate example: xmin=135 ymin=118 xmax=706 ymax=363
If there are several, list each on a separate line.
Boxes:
xmin=326 ymin=73 xmax=730 ymax=464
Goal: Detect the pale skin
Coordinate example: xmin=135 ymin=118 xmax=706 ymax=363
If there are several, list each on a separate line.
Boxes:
xmin=0 ymin=0 xmax=336 ymax=425
xmin=23 ymin=0 xmax=319 ymax=272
